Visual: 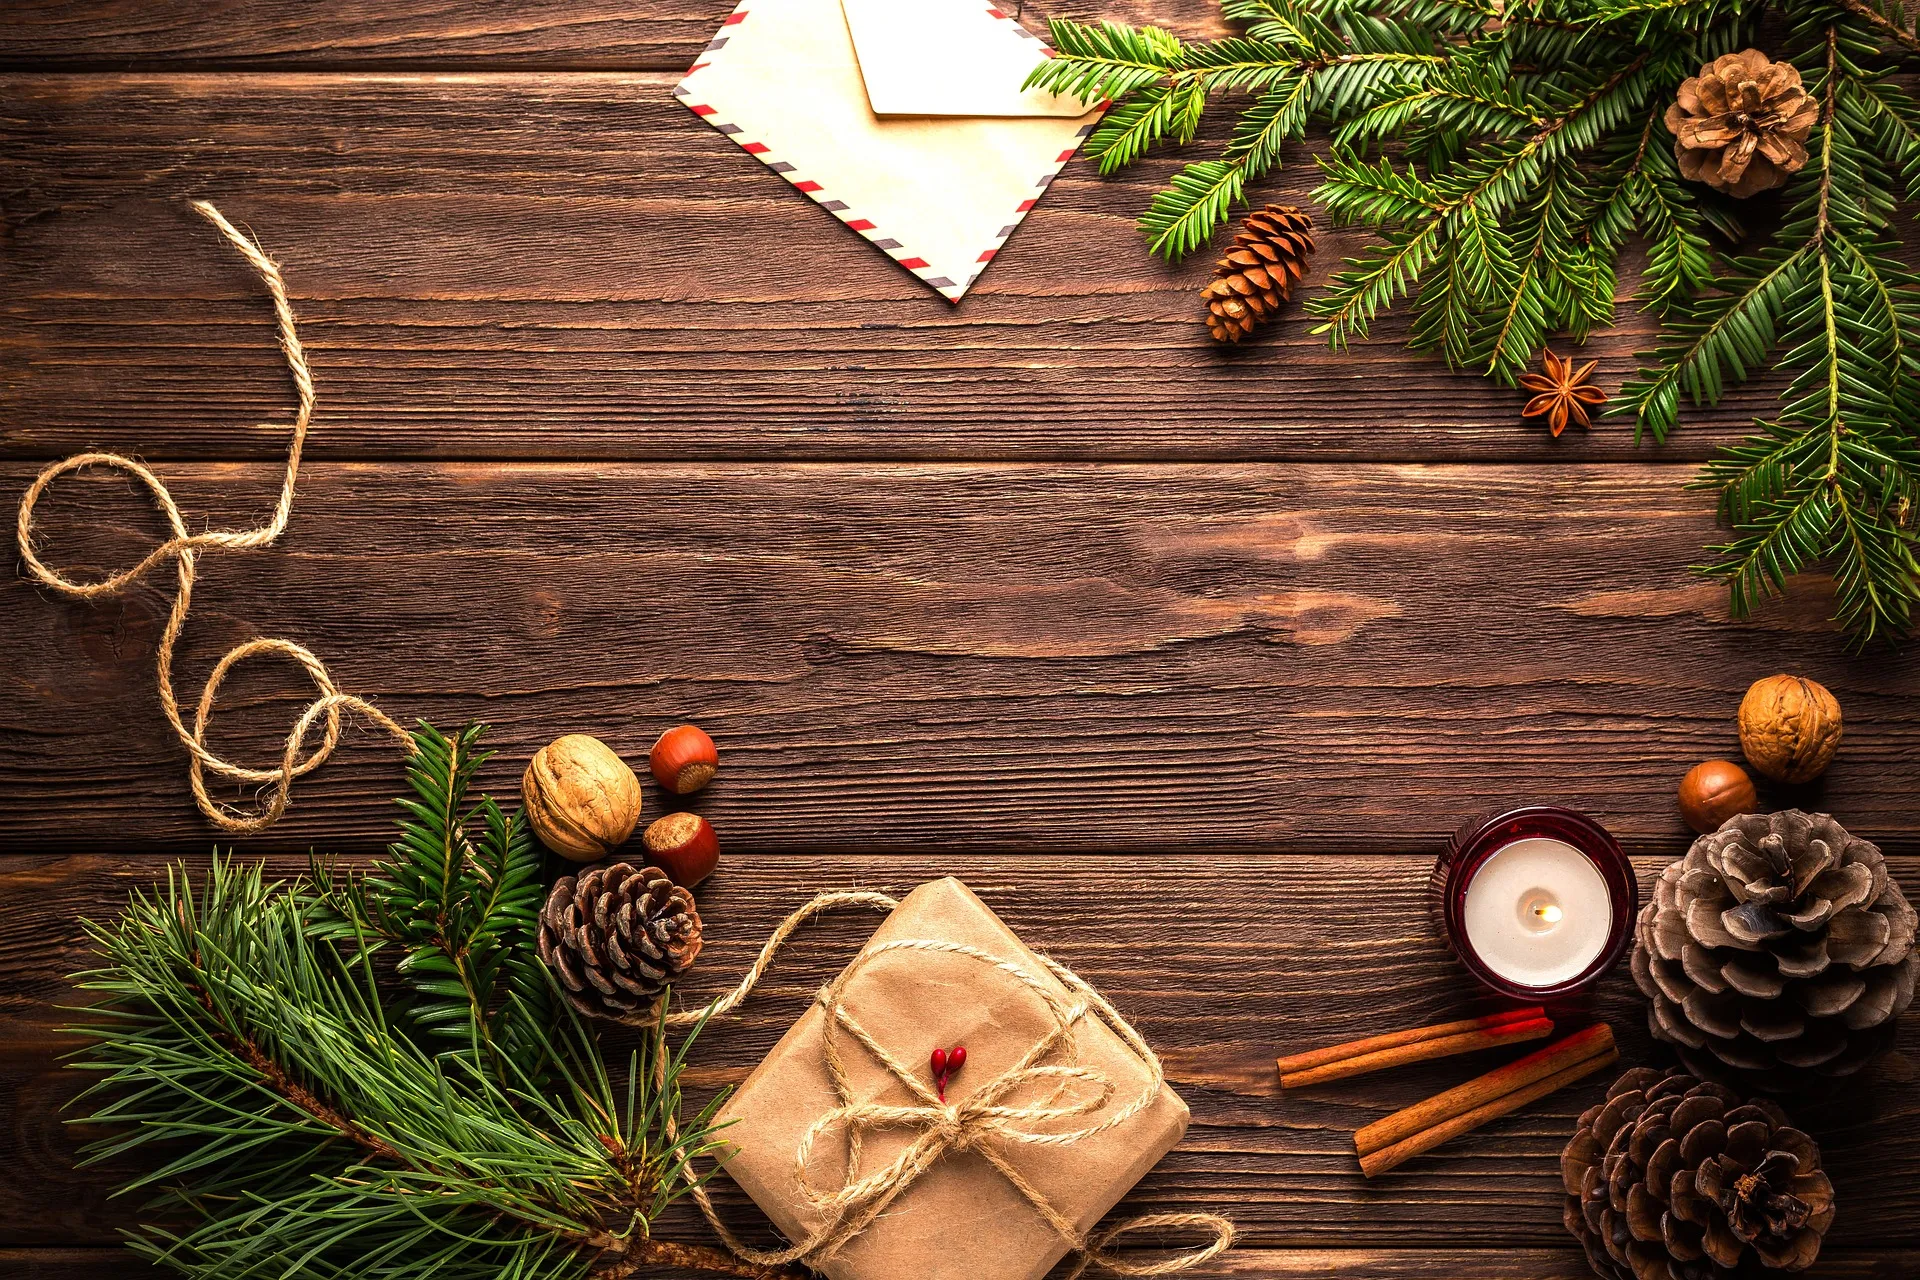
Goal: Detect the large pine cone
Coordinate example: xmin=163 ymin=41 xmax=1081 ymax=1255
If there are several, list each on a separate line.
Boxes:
xmin=1632 ymin=811 xmax=1916 ymax=1093
xmin=1201 ymin=205 xmax=1315 ymax=342
xmin=1665 ymin=50 xmax=1818 ymax=198
xmin=1563 ymin=1067 xmax=1835 ymax=1279
xmin=537 ymin=863 xmax=703 ymax=1022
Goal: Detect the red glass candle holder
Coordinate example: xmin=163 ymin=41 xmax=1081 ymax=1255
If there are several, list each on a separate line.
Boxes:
xmin=1431 ymin=804 xmax=1638 ymax=1001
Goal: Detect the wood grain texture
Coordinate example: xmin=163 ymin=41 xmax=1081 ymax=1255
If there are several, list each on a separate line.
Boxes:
xmin=5 ymin=460 xmax=1916 ymax=855
xmin=0 ymin=72 xmax=1789 ymax=464
xmin=4 ymin=853 xmax=1917 ymax=1256
xmin=9 ymin=1249 xmax=1913 ymax=1280
xmin=0 ymin=0 xmax=1212 ymax=69
xmin=8 ymin=0 xmax=1920 ymax=1267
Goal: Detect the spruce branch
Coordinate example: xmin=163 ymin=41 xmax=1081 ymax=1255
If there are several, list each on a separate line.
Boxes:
xmin=1310 ymin=48 xmax=1659 ymax=376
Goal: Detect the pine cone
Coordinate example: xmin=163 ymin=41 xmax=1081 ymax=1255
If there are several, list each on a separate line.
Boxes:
xmin=537 ymin=863 xmax=704 ymax=1022
xmin=1666 ymin=50 xmax=1819 ymax=198
xmin=1562 ymin=1067 xmax=1836 ymax=1279
xmin=1632 ymin=810 xmax=1917 ymax=1093
xmin=1202 ymin=205 xmax=1315 ymax=342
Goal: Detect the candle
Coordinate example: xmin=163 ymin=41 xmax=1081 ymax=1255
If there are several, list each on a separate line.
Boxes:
xmin=1435 ymin=806 xmax=1637 ymax=1000
xmin=1461 ymin=837 xmax=1612 ymax=988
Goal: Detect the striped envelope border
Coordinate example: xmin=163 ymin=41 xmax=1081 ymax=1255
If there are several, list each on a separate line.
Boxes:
xmin=673 ymin=3 xmax=1099 ymax=301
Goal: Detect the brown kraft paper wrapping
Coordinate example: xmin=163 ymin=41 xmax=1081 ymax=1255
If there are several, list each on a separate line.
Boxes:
xmin=714 ymin=877 xmax=1191 ymax=1280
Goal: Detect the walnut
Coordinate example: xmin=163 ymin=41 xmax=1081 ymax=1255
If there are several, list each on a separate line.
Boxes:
xmin=1738 ymin=675 xmax=1842 ymax=784
xmin=522 ymin=733 xmax=643 ymax=861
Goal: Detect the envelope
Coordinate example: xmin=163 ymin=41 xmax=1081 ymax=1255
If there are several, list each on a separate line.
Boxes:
xmin=674 ymin=0 xmax=1103 ymax=300
xmin=839 ymin=0 xmax=1092 ymax=117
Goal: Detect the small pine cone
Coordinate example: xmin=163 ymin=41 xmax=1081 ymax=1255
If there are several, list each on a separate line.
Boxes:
xmin=537 ymin=863 xmax=703 ymax=1022
xmin=1562 ymin=1067 xmax=1835 ymax=1278
xmin=1632 ymin=810 xmax=1917 ymax=1093
xmin=1667 ymin=49 xmax=1819 ymax=198
xmin=1202 ymin=204 xmax=1315 ymax=343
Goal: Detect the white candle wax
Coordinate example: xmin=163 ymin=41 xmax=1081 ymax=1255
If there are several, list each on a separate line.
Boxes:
xmin=1461 ymin=836 xmax=1612 ymax=989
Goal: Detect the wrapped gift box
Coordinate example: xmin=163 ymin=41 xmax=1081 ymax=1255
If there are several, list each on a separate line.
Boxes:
xmin=715 ymin=877 xmax=1190 ymax=1280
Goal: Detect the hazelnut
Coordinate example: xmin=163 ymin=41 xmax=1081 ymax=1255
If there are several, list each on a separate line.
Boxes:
xmin=643 ymin=811 xmax=720 ymax=888
xmin=650 ymin=723 xmax=719 ymax=795
xmin=1738 ymin=674 xmax=1842 ymax=784
xmin=1677 ymin=759 xmax=1759 ymax=833
xmin=522 ymin=734 xmax=642 ymax=862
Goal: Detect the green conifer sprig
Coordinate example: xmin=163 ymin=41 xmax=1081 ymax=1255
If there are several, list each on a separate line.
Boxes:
xmin=1026 ymin=0 xmax=1920 ymax=643
xmin=310 ymin=721 xmax=552 ymax=1083
xmin=69 ymin=855 xmax=762 ymax=1280
xmin=1031 ymin=2 xmax=1449 ymax=257
xmin=1681 ymin=25 xmax=1920 ymax=642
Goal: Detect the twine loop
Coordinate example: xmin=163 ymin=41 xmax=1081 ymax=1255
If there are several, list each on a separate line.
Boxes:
xmin=13 ymin=201 xmax=414 ymax=834
xmin=665 ymin=892 xmax=1234 ymax=1279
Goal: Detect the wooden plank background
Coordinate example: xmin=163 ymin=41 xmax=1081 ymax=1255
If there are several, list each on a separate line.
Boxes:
xmin=0 ymin=73 xmax=1784 ymax=463
xmin=4 ymin=1 xmax=1918 ymax=1278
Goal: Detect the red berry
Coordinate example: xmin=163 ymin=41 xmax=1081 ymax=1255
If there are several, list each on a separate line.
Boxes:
xmin=948 ymin=1046 xmax=966 ymax=1073
xmin=930 ymin=1048 xmax=947 ymax=1077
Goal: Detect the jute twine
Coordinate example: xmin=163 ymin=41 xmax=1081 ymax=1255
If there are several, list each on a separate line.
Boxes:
xmin=15 ymin=202 xmax=1230 ymax=1280
xmin=659 ymin=891 xmax=1235 ymax=1279
xmin=14 ymin=201 xmax=414 ymax=833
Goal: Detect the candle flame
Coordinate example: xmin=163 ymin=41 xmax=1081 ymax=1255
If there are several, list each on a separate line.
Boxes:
xmin=1533 ymin=902 xmax=1563 ymax=924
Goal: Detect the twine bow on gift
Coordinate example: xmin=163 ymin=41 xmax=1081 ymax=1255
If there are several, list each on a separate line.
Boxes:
xmin=665 ymin=893 xmax=1235 ymax=1280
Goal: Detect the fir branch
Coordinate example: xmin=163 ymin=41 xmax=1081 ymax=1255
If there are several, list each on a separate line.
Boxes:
xmin=1054 ymin=0 xmax=1920 ymax=639
xmin=1310 ymin=220 xmax=1447 ymax=345
xmin=1143 ymin=159 xmax=1253 ymax=257
xmin=1086 ymin=87 xmax=1180 ymax=171
xmin=1685 ymin=22 xmax=1920 ymax=642
xmin=1616 ymin=244 xmax=1810 ymax=441
xmin=1311 ymin=50 xmax=1655 ymax=357
xmin=1827 ymin=0 xmax=1920 ymax=53
xmin=1476 ymin=161 xmax=1578 ymax=378
xmin=1599 ymin=107 xmax=1720 ymax=313
xmin=1029 ymin=3 xmax=1447 ymax=254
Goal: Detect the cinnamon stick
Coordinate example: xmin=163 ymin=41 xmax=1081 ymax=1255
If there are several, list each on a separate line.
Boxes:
xmin=1357 ymin=1046 xmax=1619 ymax=1178
xmin=1276 ymin=1006 xmax=1546 ymax=1078
xmin=1353 ymin=1021 xmax=1616 ymax=1158
xmin=1278 ymin=1014 xmax=1553 ymax=1088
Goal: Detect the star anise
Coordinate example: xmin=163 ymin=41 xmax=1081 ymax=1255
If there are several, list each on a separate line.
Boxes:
xmin=1518 ymin=348 xmax=1607 ymax=437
